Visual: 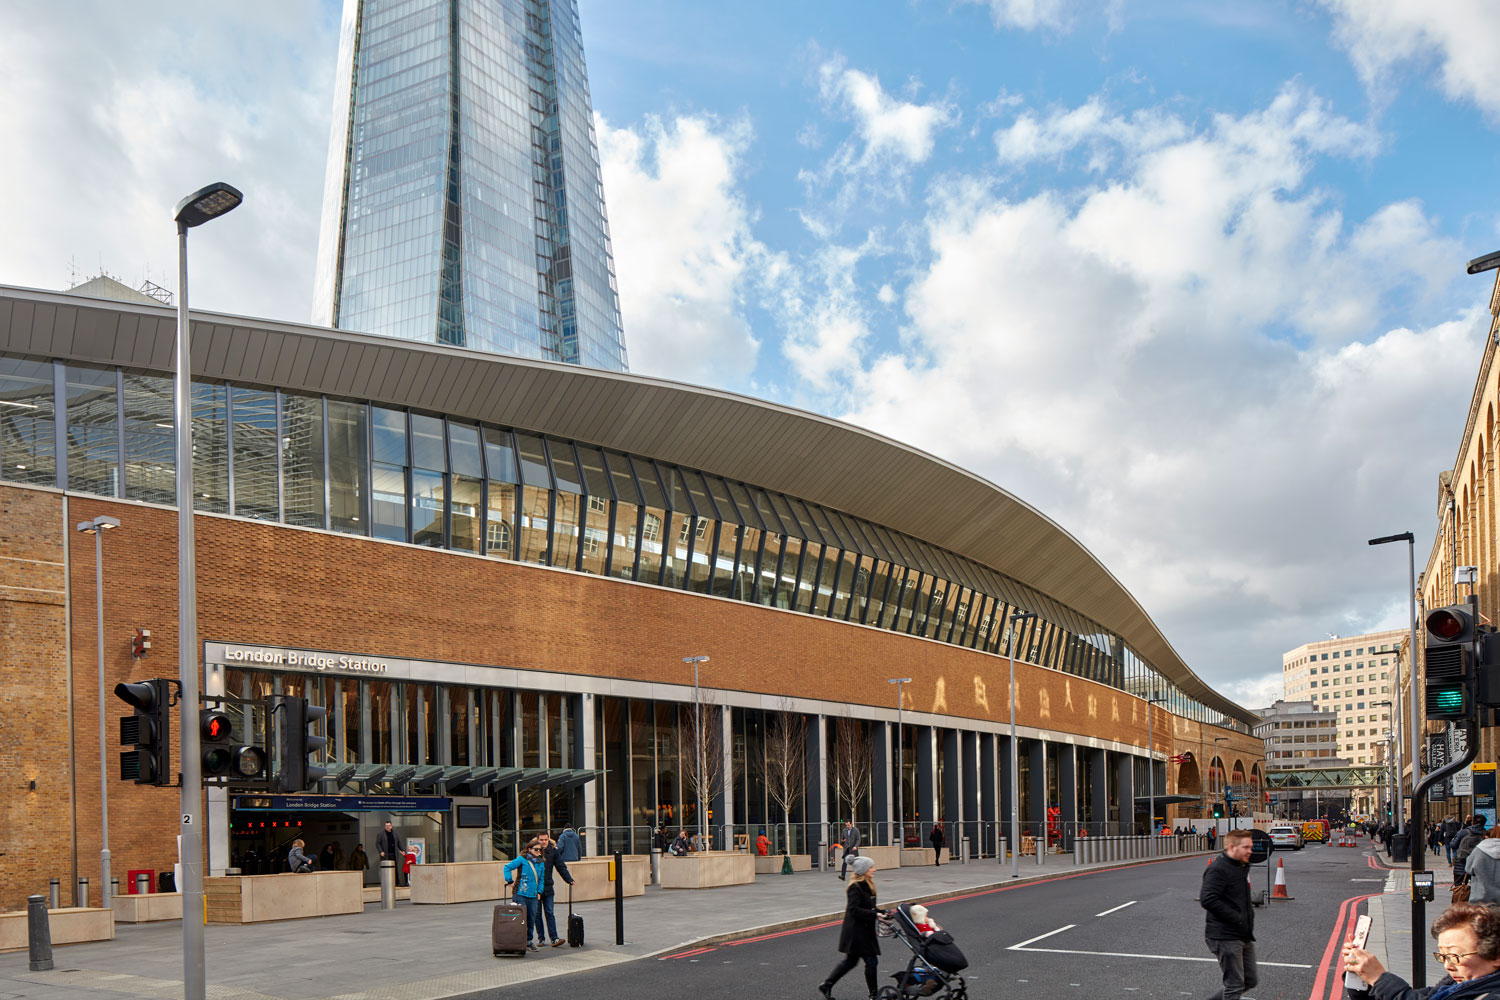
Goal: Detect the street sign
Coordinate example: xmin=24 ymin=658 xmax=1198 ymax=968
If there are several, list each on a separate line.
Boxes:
xmin=1248 ymin=829 xmax=1274 ymax=864
xmin=1429 ymin=734 xmax=1450 ymax=801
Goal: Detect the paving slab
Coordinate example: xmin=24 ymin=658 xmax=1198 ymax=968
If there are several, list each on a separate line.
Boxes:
xmin=0 ymin=847 xmax=1211 ymax=1000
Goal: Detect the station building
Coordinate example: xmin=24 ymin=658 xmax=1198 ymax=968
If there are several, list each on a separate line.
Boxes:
xmin=0 ymin=283 xmax=1263 ymax=909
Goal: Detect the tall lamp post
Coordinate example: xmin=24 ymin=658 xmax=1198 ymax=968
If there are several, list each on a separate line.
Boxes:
xmin=1145 ymin=690 xmax=1166 ymax=849
xmin=1368 ymin=532 xmax=1420 ymax=828
xmin=887 ymin=678 xmax=911 ymax=847
xmin=682 ymin=655 xmax=710 ymax=849
xmin=1008 ymin=610 xmax=1036 ymax=878
xmin=1211 ymin=736 xmax=1228 ymax=827
xmin=174 ymin=181 xmax=242 ymax=1000
xmin=77 ymin=514 xmax=121 ymax=908
xmin=1374 ymin=699 xmax=1402 ymax=834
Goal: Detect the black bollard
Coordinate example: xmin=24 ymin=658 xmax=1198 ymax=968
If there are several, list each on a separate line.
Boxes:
xmin=614 ymin=850 xmax=624 ymax=945
xmin=27 ymin=895 xmax=52 ymax=971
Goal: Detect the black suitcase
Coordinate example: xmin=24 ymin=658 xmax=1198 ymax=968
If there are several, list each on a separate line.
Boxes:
xmin=567 ymin=883 xmax=584 ymax=947
xmin=493 ymin=883 xmax=528 ymax=957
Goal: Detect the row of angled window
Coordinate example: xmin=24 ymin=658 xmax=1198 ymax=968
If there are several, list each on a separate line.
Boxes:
xmin=0 ymin=353 xmax=1232 ymax=725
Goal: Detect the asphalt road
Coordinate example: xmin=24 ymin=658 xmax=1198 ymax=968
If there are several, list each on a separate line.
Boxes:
xmin=464 ymin=843 xmax=1386 ymax=1000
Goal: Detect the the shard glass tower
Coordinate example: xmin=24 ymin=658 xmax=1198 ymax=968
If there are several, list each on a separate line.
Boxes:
xmin=312 ymin=0 xmax=628 ymax=371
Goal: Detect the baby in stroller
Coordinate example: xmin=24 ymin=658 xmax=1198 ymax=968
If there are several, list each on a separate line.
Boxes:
xmin=876 ymin=903 xmax=968 ymax=1000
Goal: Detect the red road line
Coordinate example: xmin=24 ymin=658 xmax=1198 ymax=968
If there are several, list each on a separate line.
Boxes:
xmin=1308 ymin=891 xmax=1382 ymax=1000
xmin=659 ymin=946 xmax=718 ymax=960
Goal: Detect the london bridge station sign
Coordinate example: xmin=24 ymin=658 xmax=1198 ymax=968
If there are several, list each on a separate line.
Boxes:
xmin=209 ymin=642 xmax=396 ymax=675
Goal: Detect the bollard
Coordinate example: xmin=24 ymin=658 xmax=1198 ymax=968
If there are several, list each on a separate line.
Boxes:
xmin=135 ymin=873 xmax=151 ymax=895
xmin=960 ymin=837 xmax=970 ymax=864
xmin=613 ymin=851 xmax=624 ymax=946
xmin=818 ymin=841 xmax=827 ymax=872
xmin=1035 ymin=837 xmax=1044 ymax=865
xmin=27 ymin=895 xmax=52 ymax=971
xmin=48 ymin=878 xmax=59 ymax=910
xmin=379 ymin=859 xmax=395 ymax=910
xmin=650 ymin=847 xmax=661 ymax=886
xmin=110 ymin=877 xmax=120 ymax=904
xmin=997 ymin=837 xmax=1007 ymax=863
xmin=76 ymin=877 xmax=89 ymax=908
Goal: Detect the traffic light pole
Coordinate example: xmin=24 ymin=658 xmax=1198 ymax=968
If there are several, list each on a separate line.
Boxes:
xmin=1408 ymin=719 xmax=1477 ymax=988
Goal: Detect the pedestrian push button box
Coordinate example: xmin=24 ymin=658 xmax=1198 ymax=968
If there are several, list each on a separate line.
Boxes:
xmin=1412 ymin=870 xmax=1435 ymax=902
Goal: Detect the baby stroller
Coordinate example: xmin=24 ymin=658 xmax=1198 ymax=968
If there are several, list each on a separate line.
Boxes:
xmin=875 ymin=903 xmax=968 ymax=1000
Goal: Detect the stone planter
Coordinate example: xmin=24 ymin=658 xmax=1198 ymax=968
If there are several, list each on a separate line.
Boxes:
xmin=566 ymin=856 xmax=648 ymax=901
xmin=0 ymin=907 xmax=113 ymax=950
xmin=410 ymin=861 xmax=508 ymax=904
xmin=900 ymin=848 xmax=936 ymax=866
xmin=755 ymin=853 xmax=811 ymax=874
xmin=204 ymin=872 xmax=363 ymax=924
xmin=659 ymin=851 xmax=756 ymax=889
xmin=113 ymin=891 xmax=182 ymax=923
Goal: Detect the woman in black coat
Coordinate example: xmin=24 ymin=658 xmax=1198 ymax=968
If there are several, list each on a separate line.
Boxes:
xmin=818 ymin=856 xmax=885 ymax=999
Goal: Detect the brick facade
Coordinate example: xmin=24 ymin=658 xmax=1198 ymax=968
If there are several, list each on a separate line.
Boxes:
xmin=0 ymin=482 xmax=1262 ymax=911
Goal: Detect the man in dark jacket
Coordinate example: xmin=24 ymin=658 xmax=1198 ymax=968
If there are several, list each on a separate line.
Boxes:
xmin=838 ymin=820 xmax=862 ymax=880
xmin=930 ymin=822 xmax=946 ymax=865
xmin=1201 ymin=828 xmax=1257 ymax=1000
xmin=1454 ymin=816 xmax=1489 ymax=882
xmin=377 ymin=820 xmax=405 ymax=886
xmin=536 ymin=832 xmax=575 ymax=948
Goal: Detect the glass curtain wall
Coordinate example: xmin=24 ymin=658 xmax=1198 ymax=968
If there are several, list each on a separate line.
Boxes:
xmin=0 ymin=350 xmax=1245 ymax=730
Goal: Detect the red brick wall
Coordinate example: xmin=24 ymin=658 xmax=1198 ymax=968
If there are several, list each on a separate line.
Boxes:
xmin=1 ymin=482 xmax=1261 ymax=909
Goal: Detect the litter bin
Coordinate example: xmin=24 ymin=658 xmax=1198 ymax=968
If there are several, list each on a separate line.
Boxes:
xmin=1390 ymin=833 xmax=1410 ymax=864
xmin=158 ymin=872 xmax=175 ymax=893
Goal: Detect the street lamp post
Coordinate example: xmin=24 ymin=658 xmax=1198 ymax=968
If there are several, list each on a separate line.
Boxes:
xmin=1146 ymin=690 xmax=1166 ymax=850
xmin=174 ymin=181 xmax=242 ymax=1000
xmin=887 ymin=678 xmax=911 ymax=848
xmin=682 ymin=656 xmax=710 ymax=849
xmin=1008 ymin=611 xmax=1036 ymax=878
xmin=1374 ymin=699 xmax=1402 ymax=834
xmin=76 ymin=515 xmax=121 ymax=909
xmin=1368 ymin=533 xmax=1420 ymax=829
xmin=1212 ymin=736 xmax=1228 ymax=827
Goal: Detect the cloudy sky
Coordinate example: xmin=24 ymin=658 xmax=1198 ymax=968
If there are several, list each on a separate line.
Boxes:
xmin=3 ymin=1 xmax=1498 ymax=710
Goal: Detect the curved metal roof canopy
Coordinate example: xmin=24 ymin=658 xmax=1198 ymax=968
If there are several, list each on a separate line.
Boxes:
xmin=0 ymin=284 xmax=1254 ymax=726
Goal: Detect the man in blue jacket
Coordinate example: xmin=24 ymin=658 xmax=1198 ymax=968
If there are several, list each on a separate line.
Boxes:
xmin=1200 ymin=828 xmax=1256 ymax=1000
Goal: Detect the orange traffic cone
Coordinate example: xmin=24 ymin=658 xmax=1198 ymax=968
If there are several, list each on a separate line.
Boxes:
xmin=1271 ymin=857 xmax=1293 ymax=900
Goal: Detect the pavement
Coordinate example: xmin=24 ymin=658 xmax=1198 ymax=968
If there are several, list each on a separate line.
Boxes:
xmin=1359 ymin=838 xmax=1455 ymax=988
xmin=0 ymin=844 xmax=1214 ymax=1000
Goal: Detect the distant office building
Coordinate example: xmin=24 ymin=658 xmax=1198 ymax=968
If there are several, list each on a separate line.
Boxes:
xmin=1280 ymin=628 xmax=1404 ymax=765
xmin=312 ymin=0 xmax=628 ymax=370
xmin=1252 ymin=699 xmax=1350 ymax=818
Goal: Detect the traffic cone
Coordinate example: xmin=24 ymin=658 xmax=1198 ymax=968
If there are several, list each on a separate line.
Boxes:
xmin=1271 ymin=857 xmax=1293 ymax=900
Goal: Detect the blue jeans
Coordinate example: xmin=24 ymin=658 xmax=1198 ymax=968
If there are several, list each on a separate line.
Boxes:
xmin=541 ymin=891 xmax=559 ymax=942
xmin=520 ymin=895 xmax=543 ymax=944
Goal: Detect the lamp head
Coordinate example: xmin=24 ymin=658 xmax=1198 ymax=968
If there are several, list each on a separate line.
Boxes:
xmin=174 ymin=182 xmax=243 ymax=228
xmin=76 ymin=515 xmax=121 ymax=534
xmin=1467 ymin=250 xmax=1500 ymax=275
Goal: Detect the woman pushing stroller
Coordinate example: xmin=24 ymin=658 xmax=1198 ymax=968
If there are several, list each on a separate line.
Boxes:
xmin=818 ymin=855 xmax=887 ymax=1000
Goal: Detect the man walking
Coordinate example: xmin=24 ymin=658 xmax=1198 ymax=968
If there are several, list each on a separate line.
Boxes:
xmin=1201 ymin=828 xmax=1257 ymax=1000
xmin=377 ymin=820 xmax=405 ymax=887
xmin=838 ymin=819 xmax=861 ymax=880
xmin=536 ymin=831 xmax=575 ymax=947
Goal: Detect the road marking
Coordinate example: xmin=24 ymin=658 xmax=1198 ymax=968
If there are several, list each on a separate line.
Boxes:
xmin=1009 ymin=924 xmax=1076 ymax=950
xmin=1095 ymin=900 xmax=1137 ymax=917
xmin=1009 ymin=945 xmax=1311 ymax=968
xmin=1350 ymin=878 xmax=1384 ymax=882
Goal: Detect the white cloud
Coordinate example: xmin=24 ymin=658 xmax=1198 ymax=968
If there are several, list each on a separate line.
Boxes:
xmin=958 ymin=0 xmax=1070 ymax=31
xmin=0 ymin=4 xmax=336 ymax=319
xmin=800 ymin=57 xmax=957 ymax=221
xmin=787 ymin=86 xmax=1477 ymax=695
xmin=596 ymin=113 xmax=766 ymax=386
xmin=1320 ymin=0 xmax=1500 ymax=118
xmin=995 ymin=96 xmax=1188 ymax=169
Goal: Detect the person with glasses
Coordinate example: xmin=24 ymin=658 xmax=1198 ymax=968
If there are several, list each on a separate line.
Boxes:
xmin=1343 ymin=902 xmax=1500 ymax=998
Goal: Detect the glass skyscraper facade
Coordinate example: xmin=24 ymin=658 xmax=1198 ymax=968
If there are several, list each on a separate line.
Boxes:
xmin=312 ymin=0 xmax=628 ymax=370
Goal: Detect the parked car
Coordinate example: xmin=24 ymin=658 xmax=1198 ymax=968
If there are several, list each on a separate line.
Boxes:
xmin=1269 ymin=824 xmax=1304 ymax=850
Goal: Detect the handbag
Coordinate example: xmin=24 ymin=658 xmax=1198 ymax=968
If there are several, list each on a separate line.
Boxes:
xmin=1453 ymin=877 xmax=1472 ymax=903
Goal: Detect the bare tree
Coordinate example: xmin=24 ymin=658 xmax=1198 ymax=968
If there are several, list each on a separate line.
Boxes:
xmin=832 ymin=710 xmax=873 ymax=833
xmin=765 ymin=699 xmax=807 ymax=853
xmin=675 ymin=691 xmax=724 ymax=850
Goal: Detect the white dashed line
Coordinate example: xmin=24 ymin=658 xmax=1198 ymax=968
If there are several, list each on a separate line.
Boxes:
xmin=1096 ymin=900 xmax=1138 ymax=917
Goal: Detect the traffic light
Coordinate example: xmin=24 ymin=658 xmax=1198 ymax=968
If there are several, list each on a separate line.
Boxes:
xmin=1425 ymin=604 xmax=1478 ymax=721
xmin=1212 ymin=803 xmax=1224 ymax=819
xmin=115 ymin=679 xmax=173 ymax=786
xmin=200 ymin=706 xmax=266 ymax=783
xmin=275 ymin=697 xmax=328 ymax=793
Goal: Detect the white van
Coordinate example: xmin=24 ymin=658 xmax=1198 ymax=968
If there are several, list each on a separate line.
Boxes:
xmin=1269 ymin=824 xmax=1304 ymax=851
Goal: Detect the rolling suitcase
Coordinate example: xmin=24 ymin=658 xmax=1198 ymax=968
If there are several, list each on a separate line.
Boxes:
xmin=492 ymin=882 xmax=527 ymax=957
xmin=567 ymin=882 xmax=584 ymax=947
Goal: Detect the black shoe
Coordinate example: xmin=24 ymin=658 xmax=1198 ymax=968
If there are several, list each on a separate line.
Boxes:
xmin=838 ymin=875 xmax=845 ymax=881
xmin=817 ymin=984 xmax=834 ymax=1000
